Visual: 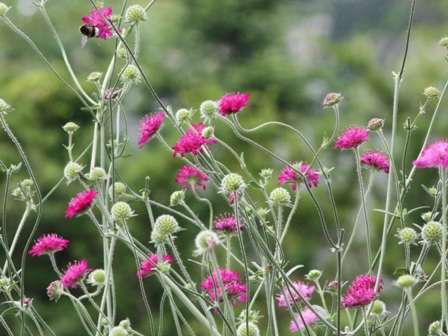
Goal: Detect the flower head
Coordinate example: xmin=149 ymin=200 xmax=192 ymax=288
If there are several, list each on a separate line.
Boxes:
xmin=278 ymin=162 xmax=319 ymax=191
xmin=334 ymin=126 xmax=369 ymax=149
xmin=61 ymin=259 xmax=91 ymax=289
xmin=136 ymin=254 xmax=174 ymax=278
xmin=214 ymin=213 xmax=244 ymax=233
xmin=172 ymin=123 xmax=216 ymax=157
xmin=218 ymin=93 xmax=251 ymax=116
xmin=200 ymin=269 xmax=247 ymax=308
xmin=413 ymin=140 xmax=448 ymax=169
xmin=289 ymin=307 xmax=320 ymax=332
xmin=194 ymin=230 xmax=219 ymax=255
xmin=323 ymin=93 xmax=342 ymax=107
xmin=47 ymin=281 xmax=63 ymax=301
xmin=277 ymin=281 xmax=315 ymax=307
xmin=65 ymin=190 xmax=98 ymax=218
xmin=137 ymin=112 xmax=164 ymax=148
xmin=28 ymin=234 xmax=69 ymax=257
xmin=175 ymin=165 xmax=208 ymax=191
xmin=360 ymin=150 xmax=390 ymax=174
xmin=341 ymin=274 xmax=382 ymax=308
xmin=81 ymin=7 xmax=115 ymax=40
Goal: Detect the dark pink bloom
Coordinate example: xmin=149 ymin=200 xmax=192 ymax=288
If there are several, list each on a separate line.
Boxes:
xmin=138 ymin=112 xmax=164 ymax=148
xmin=214 ymin=213 xmax=244 ymax=233
xmin=334 ymin=126 xmax=369 ymax=149
xmin=278 ymin=162 xmax=319 ymax=191
xmin=104 ymin=87 xmax=120 ymax=100
xmin=228 ymin=189 xmax=243 ymax=205
xmin=61 ymin=259 xmax=91 ymax=289
xmin=172 ymin=123 xmax=216 ymax=157
xmin=200 ymin=269 xmax=247 ymax=308
xmin=81 ymin=7 xmax=114 ymax=40
xmin=360 ymin=150 xmax=390 ymax=174
xmin=277 ymin=281 xmax=315 ymax=307
xmin=413 ymin=140 xmax=448 ymax=169
xmin=175 ymin=165 xmax=208 ymax=191
xmin=28 ymin=234 xmax=69 ymax=257
xmin=218 ymin=92 xmax=251 ymax=116
xmin=65 ymin=190 xmax=98 ymax=218
xmin=289 ymin=307 xmax=319 ymax=332
xmin=341 ymin=274 xmax=383 ymax=308
xmin=136 ymin=254 xmax=174 ymax=278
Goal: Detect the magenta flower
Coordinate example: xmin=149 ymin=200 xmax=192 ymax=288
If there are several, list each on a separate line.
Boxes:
xmin=289 ymin=307 xmax=319 ymax=332
xmin=214 ymin=213 xmax=244 ymax=233
xmin=136 ymin=254 xmax=174 ymax=278
xmin=200 ymin=269 xmax=247 ymax=308
xmin=172 ymin=123 xmax=216 ymax=157
xmin=228 ymin=189 xmax=243 ymax=205
xmin=413 ymin=140 xmax=448 ymax=169
xmin=175 ymin=165 xmax=208 ymax=191
xmin=360 ymin=150 xmax=390 ymax=174
xmin=341 ymin=274 xmax=383 ymax=308
xmin=28 ymin=234 xmax=69 ymax=257
xmin=104 ymin=87 xmax=120 ymax=100
xmin=61 ymin=259 xmax=91 ymax=289
xmin=81 ymin=7 xmax=114 ymax=40
xmin=278 ymin=162 xmax=319 ymax=191
xmin=138 ymin=112 xmax=165 ymax=148
xmin=218 ymin=92 xmax=251 ymax=116
xmin=65 ymin=189 xmax=98 ymax=218
xmin=334 ymin=126 xmax=369 ymax=149
xmin=277 ymin=281 xmax=315 ymax=307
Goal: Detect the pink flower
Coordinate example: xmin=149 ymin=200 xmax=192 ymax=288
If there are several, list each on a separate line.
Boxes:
xmin=136 ymin=254 xmax=174 ymax=278
xmin=341 ymin=274 xmax=383 ymax=308
xmin=47 ymin=281 xmax=63 ymax=301
xmin=360 ymin=150 xmax=390 ymax=174
xmin=61 ymin=259 xmax=91 ymax=289
xmin=200 ymin=269 xmax=247 ymax=308
xmin=65 ymin=190 xmax=98 ymax=218
xmin=413 ymin=140 xmax=448 ymax=169
xmin=172 ymin=123 xmax=216 ymax=157
xmin=81 ymin=7 xmax=114 ymax=40
xmin=138 ymin=112 xmax=165 ymax=148
xmin=277 ymin=281 xmax=315 ymax=307
xmin=218 ymin=92 xmax=251 ymax=116
xmin=175 ymin=165 xmax=208 ymax=191
xmin=278 ymin=162 xmax=319 ymax=191
xmin=28 ymin=234 xmax=69 ymax=257
xmin=289 ymin=307 xmax=319 ymax=332
xmin=334 ymin=126 xmax=369 ymax=149
xmin=104 ymin=87 xmax=120 ymax=100
xmin=228 ymin=189 xmax=243 ymax=205
xmin=214 ymin=213 xmax=244 ymax=233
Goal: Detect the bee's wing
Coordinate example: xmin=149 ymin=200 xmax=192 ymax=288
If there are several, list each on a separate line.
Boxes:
xmin=81 ymin=35 xmax=89 ymax=48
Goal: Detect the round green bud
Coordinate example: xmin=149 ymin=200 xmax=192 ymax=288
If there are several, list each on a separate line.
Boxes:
xmin=175 ymin=108 xmax=192 ymax=123
xmin=118 ymin=318 xmax=131 ymax=330
xmin=109 ymin=182 xmax=127 ymax=200
xmin=323 ymin=93 xmax=342 ymax=107
xmin=170 ymin=190 xmax=185 ymax=206
xmin=125 ymin=5 xmax=147 ymax=23
xmin=117 ymin=47 xmax=127 ymax=59
xmin=64 ymin=162 xmax=83 ymax=182
xmin=109 ymin=14 xmax=121 ymax=26
xmin=121 ymin=64 xmax=141 ymax=84
xmin=0 ymin=98 xmax=12 ymax=114
xmin=269 ymin=187 xmax=291 ymax=206
xmin=237 ymin=322 xmax=260 ymax=336
xmin=111 ymin=202 xmax=133 ymax=220
xmin=202 ymin=126 xmax=215 ymax=139
xmin=200 ymin=100 xmax=219 ymax=122
xmin=150 ymin=230 xmax=169 ymax=246
xmin=87 ymin=269 xmax=106 ymax=287
xmin=260 ymin=168 xmax=273 ymax=179
xmin=397 ymin=227 xmax=418 ymax=245
xmin=0 ymin=277 xmax=9 ymax=287
xmin=428 ymin=320 xmax=441 ymax=336
xmin=421 ymin=221 xmax=444 ymax=245
xmin=367 ymin=118 xmax=384 ymax=131
xmin=396 ymin=274 xmax=416 ymax=288
xmin=109 ymin=326 xmax=128 ymax=336
xmin=221 ymin=173 xmax=245 ymax=193
xmin=306 ymin=269 xmax=322 ymax=281
xmin=423 ymin=87 xmax=440 ymax=100
xmin=421 ymin=211 xmax=433 ymax=223
xmin=0 ymin=3 xmax=10 ymax=16
xmin=439 ymin=37 xmax=448 ymax=47
xmin=21 ymin=179 xmax=33 ymax=188
xmin=256 ymin=207 xmax=270 ymax=219
xmin=154 ymin=214 xmax=180 ymax=235
xmin=87 ymin=72 xmax=102 ymax=82
xmin=89 ymin=167 xmax=108 ymax=181
xmin=370 ymin=300 xmax=387 ymax=316
xmin=194 ymin=230 xmax=219 ymax=256
xmin=63 ymin=122 xmax=80 ymax=133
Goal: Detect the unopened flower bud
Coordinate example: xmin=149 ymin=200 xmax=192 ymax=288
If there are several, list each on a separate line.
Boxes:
xmin=63 ymin=122 xmax=80 ymax=133
xmin=88 ymin=269 xmax=106 ymax=287
xmin=47 ymin=281 xmax=63 ymax=301
xmin=200 ymin=100 xmax=219 ymax=122
xmin=421 ymin=221 xmax=443 ymax=245
xmin=221 ymin=173 xmax=245 ymax=193
xmin=121 ymin=64 xmax=140 ymax=84
xmin=260 ymin=168 xmax=273 ymax=179
xmin=202 ymin=126 xmax=214 ymax=139
xmin=150 ymin=230 xmax=169 ymax=245
xmin=323 ymin=93 xmax=342 ymax=107
xmin=111 ymin=202 xmax=133 ymax=220
xmin=109 ymin=182 xmax=127 ymax=200
xmin=367 ymin=118 xmax=384 ymax=131
xmin=269 ymin=187 xmax=291 ymax=206
xmin=428 ymin=320 xmax=441 ymax=336
xmin=370 ymin=300 xmax=387 ymax=316
xmin=64 ymin=162 xmax=83 ymax=182
xmin=118 ymin=318 xmax=131 ymax=330
xmin=176 ymin=108 xmax=192 ymax=123
xmin=397 ymin=227 xmax=418 ymax=245
xmin=396 ymin=274 xmax=416 ymax=288
xmin=306 ymin=269 xmax=322 ymax=281
xmin=256 ymin=207 xmax=269 ymax=220
xmin=117 ymin=47 xmax=127 ymax=59
xmin=89 ymin=167 xmax=108 ymax=181
xmin=439 ymin=37 xmax=448 ymax=47
xmin=154 ymin=214 xmax=180 ymax=235
xmin=0 ymin=98 xmax=12 ymax=114
xmin=125 ymin=5 xmax=147 ymax=23
xmin=87 ymin=72 xmax=102 ymax=82
xmin=0 ymin=3 xmax=10 ymax=16
xmin=423 ymin=87 xmax=440 ymax=100
xmin=109 ymin=326 xmax=128 ymax=336
xmin=421 ymin=211 xmax=433 ymax=223
xmin=237 ymin=322 xmax=260 ymax=336
xmin=170 ymin=190 xmax=185 ymax=206
xmin=194 ymin=230 xmax=219 ymax=256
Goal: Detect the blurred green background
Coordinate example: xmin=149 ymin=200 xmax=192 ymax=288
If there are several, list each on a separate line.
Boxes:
xmin=1 ymin=0 xmax=448 ymax=334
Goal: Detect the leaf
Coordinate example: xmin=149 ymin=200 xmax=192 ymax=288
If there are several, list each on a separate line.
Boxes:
xmin=393 ymin=267 xmax=409 ymax=277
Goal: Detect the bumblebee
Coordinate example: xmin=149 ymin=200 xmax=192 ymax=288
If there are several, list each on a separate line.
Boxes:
xmin=79 ymin=24 xmax=99 ymax=47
